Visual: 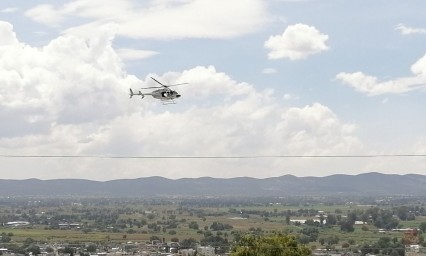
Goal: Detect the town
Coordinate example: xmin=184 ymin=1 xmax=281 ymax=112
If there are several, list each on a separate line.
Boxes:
xmin=0 ymin=195 xmax=425 ymax=255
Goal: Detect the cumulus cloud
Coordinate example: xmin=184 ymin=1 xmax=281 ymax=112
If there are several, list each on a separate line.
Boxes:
xmin=0 ymin=21 xmax=132 ymax=130
xmin=264 ymin=23 xmax=329 ymax=60
xmin=0 ymin=20 xmax=371 ymax=180
xmin=0 ymin=21 xmax=19 ymax=45
xmin=336 ymin=54 xmax=426 ymax=95
xmin=25 ymin=0 xmax=270 ymax=40
xmin=395 ymin=23 xmax=426 ymax=35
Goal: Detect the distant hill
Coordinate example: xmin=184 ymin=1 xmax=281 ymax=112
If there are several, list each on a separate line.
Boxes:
xmin=0 ymin=172 xmax=425 ymax=197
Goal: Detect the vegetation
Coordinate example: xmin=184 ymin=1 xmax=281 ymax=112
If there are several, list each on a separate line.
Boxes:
xmin=231 ymin=234 xmax=310 ymax=256
xmin=0 ymin=195 xmax=425 ymax=254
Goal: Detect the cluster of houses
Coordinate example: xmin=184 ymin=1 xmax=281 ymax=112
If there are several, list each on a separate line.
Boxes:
xmin=0 ymin=241 xmax=219 ymax=256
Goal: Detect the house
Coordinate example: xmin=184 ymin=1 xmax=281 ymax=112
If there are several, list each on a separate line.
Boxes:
xmin=197 ymin=246 xmax=215 ymax=256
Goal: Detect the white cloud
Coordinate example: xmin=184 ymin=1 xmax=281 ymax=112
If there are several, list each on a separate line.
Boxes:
xmin=395 ymin=23 xmax=426 ymax=35
xmin=0 ymin=21 xmax=131 ymax=129
xmin=0 ymin=21 xmax=373 ymax=180
xmin=262 ymin=68 xmax=277 ymax=74
xmin=0 ymin=21 xmax=19 ymax=45
xmin=25 ymin=0 xmax=270 ymax=40
xmin=283 ymin=93 xmax=299 ymax=101
xmin=116 ymin=48 xmax=159 ymax=61
xmin=24 ymin=4 xmax=65 ymax=26
xmin=336 ymin=54 xmax=426 ymax=95
xmin=1 ymin=7 xmax=19 ymax=13
xmin=264 ymin=23 xmax=329 ymax=60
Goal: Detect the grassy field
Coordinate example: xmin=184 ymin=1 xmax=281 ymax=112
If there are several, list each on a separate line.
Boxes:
xmin=0 ymin=198 xmax=424 ymax=250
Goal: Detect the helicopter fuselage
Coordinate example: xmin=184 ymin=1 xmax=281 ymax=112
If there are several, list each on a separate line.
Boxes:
xmin=151 ymin=88 xmax=181 ymax=100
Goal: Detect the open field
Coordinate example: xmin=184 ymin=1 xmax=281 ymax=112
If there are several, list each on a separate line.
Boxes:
xmin=0 ymin=196 xmax=425 ymax=251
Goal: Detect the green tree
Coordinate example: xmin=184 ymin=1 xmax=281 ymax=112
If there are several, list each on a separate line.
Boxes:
xmin=373 ymin=209 xmax=399 ymax=229
xmin=231 ymin=234 xmax=310 ymax=256
xmin=326 ymin=214 xmax=337 ymax=226
xmin=325 ymin=235 xmax=339 ymax=246
xmin=62 ymin=247 xmax=76 ymax=256
xmin=285 ymin=215 xmax=290 ymax=225
xmin=27 ymin=245 xmax=41 ymax=255
xmin=188 ymin=221 xmax=199 ymax=230
xmin=395 ymin=206 xmax=408 ymax=221
xmin=299 ymin=227 xmax=319 ymax=242
xmin=419 ymin=222 xmax=426 ymax=233
xmin=180 ymin=238 xmax=197 ymax=249
xmin=340 ymin=221 xmax=354 ymax=232
xmin=86 ymin=244 xmax=97 ymax=253
xmin=23 ymin=237 xmax=35 ymax=247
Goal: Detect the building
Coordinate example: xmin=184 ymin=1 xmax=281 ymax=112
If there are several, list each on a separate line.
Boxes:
xmin=197 ymin=246 xmax=215 ymax=256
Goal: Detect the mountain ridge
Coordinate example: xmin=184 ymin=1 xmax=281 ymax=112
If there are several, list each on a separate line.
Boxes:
xmin=0 ymin=172 xmax=424 ymax=197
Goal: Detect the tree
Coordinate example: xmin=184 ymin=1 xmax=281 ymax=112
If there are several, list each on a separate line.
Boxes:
xmin=297 ymin=234 xmax=311 ymax=245
xmin=23 ymin=237 xmax=35 ymax=247
xmin=326 ymin=214 xmax=337 ymax=226
xmin=285 ymin=215 xmax=290 ymax=225
xmin=372 ymin=209 xmax=399 ymax=229
xmin=319 ymin=215 xmax=325 ymax=225
xmin=300 ymin=227 xmax=319 ymax=242
xmin=324 ymin=235 xmax=339 ymax=246
xmin=61 ymin=247 xmax=76 ymax=256
xmin=340 ymin=221 xmax=354 ymax=232
xmin=86 ymin=244 xmax=97 ymax=253
xmin=319 ymin=237 xmax=325 ymax=245
xmin=180 ymin=238 xmax=197 ymax=249
xmin=231 ymin=234 xmax=310 ymax=256
xmin=27 ymin=245 xmax=41 ymax=255
xmin=419 ymin=222 xmax=426 ymax=233
xmin=210 ymin=221 xmax=233 ymax=231
xmin=395 ymin=206 xmax=408 ymax=221
xmin=188 ymin=221 xmax=199 ymax=230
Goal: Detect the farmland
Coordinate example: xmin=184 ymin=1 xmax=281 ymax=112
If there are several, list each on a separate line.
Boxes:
xmin=0 ymin=195 xmax=425 ymax=254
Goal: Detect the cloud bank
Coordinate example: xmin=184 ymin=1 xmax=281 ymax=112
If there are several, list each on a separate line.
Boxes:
xmin=25 ymin=0 xmax=270 ymax=40
xmin=336 ymin=54 xmax=426 ymax=95
xmin=0 ymin=20 xmax=375 ymax=180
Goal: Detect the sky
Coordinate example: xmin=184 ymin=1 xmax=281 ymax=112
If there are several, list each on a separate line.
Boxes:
xmin=0 ymin=0 xmax=426 ymax=181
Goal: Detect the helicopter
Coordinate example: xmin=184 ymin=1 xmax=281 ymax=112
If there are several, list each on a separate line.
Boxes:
xmin=129 ymin=77 xmax=188 ymax=104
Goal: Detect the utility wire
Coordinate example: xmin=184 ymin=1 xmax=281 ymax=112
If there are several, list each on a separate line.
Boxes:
xmin=0 ymin=154 xmax=426 ymax=159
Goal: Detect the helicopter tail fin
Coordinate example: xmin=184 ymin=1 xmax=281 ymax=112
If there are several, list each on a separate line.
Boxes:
xmin=129 ymin=88 xmax=144 ymax=99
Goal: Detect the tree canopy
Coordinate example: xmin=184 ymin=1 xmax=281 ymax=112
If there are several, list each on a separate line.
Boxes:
xmin=231 ymin=234 xmax=310 ymax=256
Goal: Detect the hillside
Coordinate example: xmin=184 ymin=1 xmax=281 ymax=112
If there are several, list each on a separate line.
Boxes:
xmin=0 ymin=172 xmax=425 ymax=197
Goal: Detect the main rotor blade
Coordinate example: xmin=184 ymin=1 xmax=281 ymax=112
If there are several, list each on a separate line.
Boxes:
xmin=141 ymin=86 xmax=164 ymax=89
xmin=167 ymin=83 xmax=189 ymax=87
xmin=149 ymin=77 xmax=188 ymax=88
xmin=151 ymin=77 xmax=165 ymax=86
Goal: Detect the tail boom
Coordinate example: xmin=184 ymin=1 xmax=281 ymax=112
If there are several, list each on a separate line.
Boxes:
xmin=129 ymin=88 xmax=144 ymax=99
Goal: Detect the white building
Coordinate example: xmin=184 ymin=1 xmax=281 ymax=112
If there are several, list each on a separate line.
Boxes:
xmin=197 ymin=246 xmax=215 ymax=256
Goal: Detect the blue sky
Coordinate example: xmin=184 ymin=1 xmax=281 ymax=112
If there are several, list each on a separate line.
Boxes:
xmin=0 ymin=0 xmax=425 ymax=180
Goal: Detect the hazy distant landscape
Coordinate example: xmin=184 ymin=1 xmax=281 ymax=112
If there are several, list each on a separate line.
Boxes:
xmin=0 ymin=172 xmax=425 ymax=197
xmin=0 ymin=189 xmax=425 ymax=255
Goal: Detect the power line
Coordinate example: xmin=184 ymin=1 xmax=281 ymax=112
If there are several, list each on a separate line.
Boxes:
xmin=0 ymin=154 xmax=425 ymax=159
